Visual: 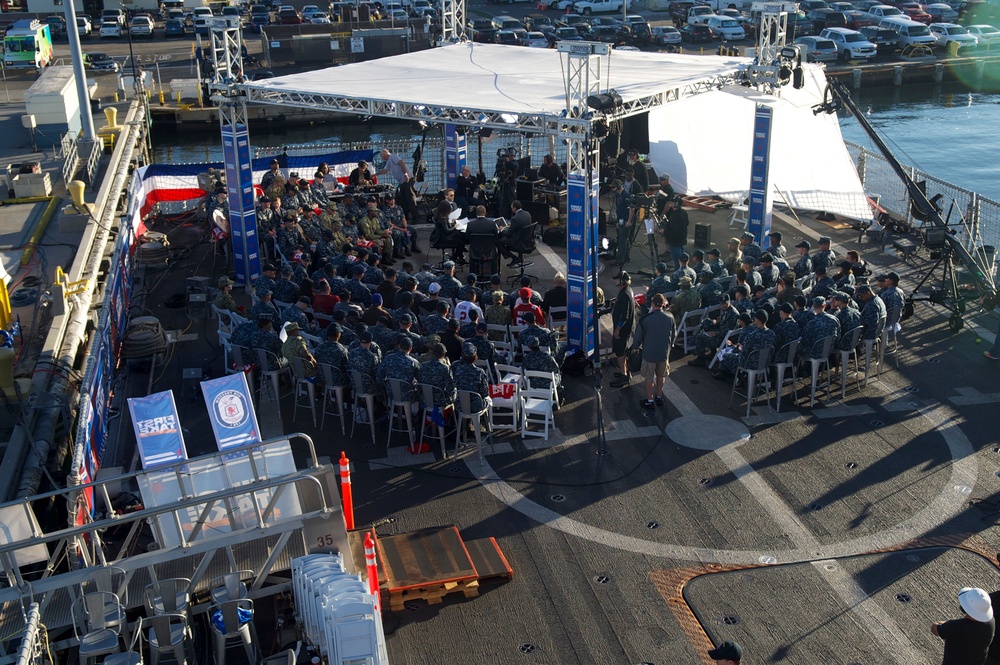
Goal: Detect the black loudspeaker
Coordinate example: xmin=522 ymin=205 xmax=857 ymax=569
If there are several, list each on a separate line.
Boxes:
xmin=522 ymin=201 xmax=549 ymax=225
xmin=515 ymin=179 xmax=534 ymax=202
xmin=598 ymin=210 xmax=608 ymax=237
xmin=694 ymin=223 xmax=711 ymax=248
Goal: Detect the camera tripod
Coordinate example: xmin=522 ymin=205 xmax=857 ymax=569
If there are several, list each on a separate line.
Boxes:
xmin=618 ymin=206 xmax=661 ymax=275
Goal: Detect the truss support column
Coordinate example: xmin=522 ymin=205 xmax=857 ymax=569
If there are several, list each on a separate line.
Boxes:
xmin=444 ymin=124 xmax=467 ymax=191
xmin=560 ymin=42 xmax=606 ymax=357
xmin=747 ymin=104 xmax=775 ymax=244
xmin=439 ymin=0 xmax=466 ymax=44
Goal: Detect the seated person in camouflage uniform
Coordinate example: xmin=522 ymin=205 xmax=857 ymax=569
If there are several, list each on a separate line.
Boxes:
xmin=484 ymin=290 xmax=513 ymax=339
xmin=647 ymin=262 xmax=673 ymax=298
xmin=523 ymin=336 xmax=562 ymax=391
xmin=689 ymin=293 xmax=738 ymax=367
xmin=417 ymin=343 xmax=456 ymax=407
xmin=347 ymin=329 xmax=382 ymax=395
xmin=669 ymin=276 xmax=701 ymax=321
xmin=314 ymin=323 xmax=349 ymax=386
xmin=272 ymin=265 xmax=300 ymax=304
xmin=799 ymin=297 xmax=841 ymax=362
xmin=214 ymin=276 xmax=239 ymax=313
xmin=250 ymin=317 xmax=284 ymax=370
xmin=452 ymin=342 xmax=491 ymax=414
xmin=696 ymin=271 xmax=724 ymax=307
xmin=230 ymin=314 xmax=259 ymax=350
xmin=376 ymin=336 xmax=421 ymax=402
xmin=281 ymin=296 xmax=313 ymax=331
xmin=281 ymin=322 xmax=318 ymax=378
xmin=714 ymin=309 xmax=776 ymax=380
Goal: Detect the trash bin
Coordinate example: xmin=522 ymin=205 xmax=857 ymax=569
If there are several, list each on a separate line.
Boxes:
xmin=694 ymin=222 xmax=711 ymax=248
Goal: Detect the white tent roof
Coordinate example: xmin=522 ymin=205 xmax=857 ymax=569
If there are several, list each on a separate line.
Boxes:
xmin=243 ymin=43 xmax=747 ymax=121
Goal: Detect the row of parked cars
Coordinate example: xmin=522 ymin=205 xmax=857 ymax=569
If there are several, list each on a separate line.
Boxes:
xmin=44 ymin=9 xmax=155 ymax=40
xmin=472 ymin=12 xmax=656 ymax=46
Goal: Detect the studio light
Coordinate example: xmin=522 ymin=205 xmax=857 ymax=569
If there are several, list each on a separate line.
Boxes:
xmin=586 ymin=90 xmax=623 ymax=111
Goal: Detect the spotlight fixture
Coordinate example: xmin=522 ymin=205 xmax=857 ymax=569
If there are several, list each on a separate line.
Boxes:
xmin=586 ymin=90 xmax=623 ymax=111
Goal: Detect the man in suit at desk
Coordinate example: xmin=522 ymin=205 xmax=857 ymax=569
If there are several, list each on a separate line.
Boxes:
xmin=498 ymin=200 xmax=533 ymax=268
xmin=466 ymin=205 xmax=500 ymax=236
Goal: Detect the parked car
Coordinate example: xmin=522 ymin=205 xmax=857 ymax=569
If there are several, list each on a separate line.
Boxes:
xmin=966 ymin=24 xmax=1000 ymax=48
xmin=74 ymin=16 xmax=92 ymax=38
xmin=572 ymin=0 xmax=627 ymax=15
xmin=651 ymin=25 xmax=682 ymax=46
xmin=787 ymin=12 xmax=816 ymax=36
xmin=164 ymin=18 xmax=186 ymax=37
xmin=525 ymin=30 xmax=549 ymax=46
xmin=867 ymin=4 xmax=905 ymax=19
xmin=99 ymin=20 xmax=122 ymax=39
xmin=102 ymin=9 xmax=126 ymax=27
xmin=222 ymin=5 xmax=246 ymax=25
xmin=794 ymin=35 xmax=839 ymax=60
xmin=808 ymin=8 xmax=846 ymax=30
xmin=493 ymin=15 xmax=525 ymax=30
xmin=45 ymin=15 xmax=67 ymax=39
xmin=827 ymin=1 xmax=854 ymax=11
xmin=410 ymin=1 xmax=436 ymax=17
xmin=497 ymin=28 xmax=529 ymax=44
xmin=129 ymin=16 xmax=154 ymax=38
xmin=928 ymin=22 xmax=978 ymax=50
xmin=558 ymin=13 xmax=588 ymax=28
xmin=800 ymin=0 xmax=829 ymax=10
xmin=858 ymin=25 xmax=899 ymax=50
xmin=820 ymin=26 xmax=878 ymax=58
xmin=524 ymin=13 xmax=553 ymax=29
xmin=920 ymin=2 xmax=959 ymax=21
xmin=706 ymin=15 xmax=746 ymax=39
xmin=553 ymin=25 xmax=584 ymax=41
xmin=83 ymin=52 xmax=119 ymax=71
xmin=854 ymin=0 xmax=883 ymax=10
xmin=471 ymin=19 xmax=499 ymax=42
xmin=277 ymin=8 xmax=302 ymax=23
xmin=304 ymin=9 xmax=331 ymax=22
xmin=844 ymin=10 xmax=875 ymax=29
xmin=679 ymin=22 xmax=715 ymax=41
xmin=546 ymin=0 xmax=575 ymax=9
xmin=897 ymin=2 xmax=933 ymax=23
xmin=387 ymin=9 xmax=408 ymax=20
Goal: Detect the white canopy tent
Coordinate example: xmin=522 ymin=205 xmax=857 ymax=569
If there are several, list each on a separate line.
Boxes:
xmin=647 ymin=63 xmax=871 ymax=220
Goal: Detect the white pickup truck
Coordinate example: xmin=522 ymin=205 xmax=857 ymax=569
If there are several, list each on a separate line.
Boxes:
xmin=572 ymin=0 xmax=627 ymax=14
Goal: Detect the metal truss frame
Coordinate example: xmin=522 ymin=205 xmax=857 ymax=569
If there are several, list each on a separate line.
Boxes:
xmin=439 ymin=0 xmax=466 ymax=43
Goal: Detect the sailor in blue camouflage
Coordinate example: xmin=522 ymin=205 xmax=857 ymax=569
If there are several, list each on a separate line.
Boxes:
xmin=792 ymin=240 xmax=813 ymax=278
xmin=696 ymin=272 xmax=724 ymax=307
xmin=292 ymin=256 xmax=312 ymax=285
xmin=340 ymin=217 xmax=360 ymax=243
xmin=347 ymin=331 xmax=382 ymax=394
xmin=792 ymin=297 xmax=813 ymax=330
xmin=395 ymin=316 xmax=424 ymax=354
xmin=417 ymin=344 xmax=457 ymax=406
xmin=741 ymin=257 xmax=762 ymax=289
xmin=876 ymin=272 xmax=905 ymax=315
xmin=435 ymin=263 xmax=463 ymax=300
xmin=670 ymin=253 xmax=698 ymax=291
xmin=706 ymin=248 xmax=729 ymax=279
xmin=423 ymin=302 xmax=452 ymax=336
xmin=857 ymin=285 xmax=886 ymax=340
xmin=773 ymin=303 xmax=802 ymax=358
xmin=518 ymin=311 xmax=556 ymax=351
xmin=811 ymin=237 xmax=838 ymax=274
xmin=371 ymin=320 xmax=398 ymax=356
xmin=833 ymin=261 xmax=856 ymax=291
xmin=740 ymin=231 xmax=763 ymax=262
xmin=253 ymin=265 xmax=277 ymax=295
xmin=337 ymin=315 xmax=358 ymax=347
xmin=396 ymin=263 xmax=417 ymax=291
xmin=250 ymin=319 xmax=284 ymax=369
xmin=277 ymin=217 xmax=306 ymax=257
xmin=765 ymin=231 xmax=787 ymax=259
xmin=647 ymin=262 xmax=673 ymax=298
xmin=331 ymin=248 xmax=355 ymax=277
xmin=413 ymin=265 xmax=437 ymax=293
xmin=309 ymin=174 xmax=331 ymax=208
xmin=732 ymin=285 xmax=753 ymax=315
xmin=346 ymin=266 xmax=373 ymax=307
xmin=692 ymin=294 xmax=738 ymax=361
xmin=831 ymin=292 xmax=862 ymax=350
xmin=467 ymin=323 xmax=496 ymax=367
xmin=800 ymin=297 xmax=841 ymax=359
xmin=688 ymin=250 xmax=711 ymax=278
xmin=281 ymin=298 xmax=311 ymax=330
xmin=230 ymin=317 xmax=258 ymax=349
xmin=376 ymin=337 xmax=420 ymax=402
xmin=250 ymin=289 xmax=281 ymax=327
xmin=380 ymin=198 xmax=409 ymax=252
xmin=523 ymin=337 xmax=561 ymax=389
xmin=362 ymin=261 xmax=385 ymax=289
xmin=719 ymin=310 xmax=775 ymax=375
xmin=452 ymin=343 xmax=491 ymax=412
xmin=341 ymin=195 xmax=364 ymax=225
xmin=314 ymin=323 xmax=349 ymax=386
xmin=272 ymin=267 xmax=300 ymax=303
xmin=810 ymin=265 xmax=837 ymax=298
xmin=757 ymin=254 xmax=780 ymax=289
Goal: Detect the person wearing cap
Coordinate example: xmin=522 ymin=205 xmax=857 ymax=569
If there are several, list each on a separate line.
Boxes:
xmin=277 ymin=214 xmax=306 ymax=259
xmin=654 ymin=174 xmax=675 ymax=216
xmin=716 ymin=308 xmax=776 ymax=380
xmin=417 ymin=343 xmax=457 ymax=405
xmin=250 ymin=316 xmax=284 ymax=369
xmin=670 ymin=275 xmax=701 ymax=321
xmin=662 ymin=195 xmax=690 ymax=271
xmin=256 ymin=194 xmax=277 ymax=233
xmin=461 ymin=321 xmax=492 ymax=365
xmin=791 ymin=294 xmax=812 ymax=329
xmin=420 ymin=282 xmax=444 ymax=316
xmin=423 ymin=300 xmax=452 ymax=336
xmin=765 ymin=230 xmax=786 ymax=259
xmin=485 ymin=290 xmax=513 ymax=336
xmin=708 ymin=639 xmax=743 ymax=664
xmin=856 ymin=284 xmax=886 ymax=341
xmin=361 ymin=251 xmax=385 ymax=288
xmin=513 ymin=287 xmax=545 ymax=326
xmin=381 ymin=194 xmax=415 ymax=259
xmin=773 ymin=301 xmax=801 ymax=353
xmin=669 ymin=252 xmax=697 ymax=291
xmin=435 ymin=261 xmax=462 ymax=300
xmin=439 ymin=319 xmax=465 ymax=362
xmin=376 ymin=267 xmax=401 ymax=308
xmin=630 ymin=292 xmax=674 ymax=408
xmin=706 ymin=247 xmax=729 ymax=279
xmin=347 ymin=328 xmax=382 ymax=395
xmin=458 ymin=272 xmax=482 ymax=304
xmin=519 ymin=310 xmax=556 ymax=353
xmin=230 ymin=313 xmax=258 ymax=349
xmin=261 ymin=158 xmax=285 ymax=192
xmin=510 ymin=275 xmax=543 ymax=309
xmin=833 ymin=260 xmax=856 ymax=291
xmin=876 ymin=271 xmax=906 ymax=317
xmin=250 ymin=288 xmax=280 ymax=327
xmin=280 ymin=295 xmax=313 ymax=331
xmin=610 ymin=271 xmax=638 ymax=388
xmin=757 ymin=253 xmax=780 ymax=290
xmin=281 ymin=322 xmax=318 ymax=378
xmin=395 ymin=314 xmax=424 ymax=352
xmin=739 ymin=255 xmax=762 ymax=291
xmin=688 ymin=249 xmax=709 ymax=278
xmin=360 ymin=201 xmax=394 ymax=262
xmin=812 ymin=236 xmax=838 ymax=274
xmin=725 ymin=237 xmax=744 ymax=277
xmin=696 ymin=271 xmax=724 ymax=307
xmin=810 ymin=264 xmax=836 ymax=299
xmin=831 ymin=291 xmax=862 ymax=349
xmin=800 ymin=295 xmax=841 ymax=362
xmin=272 ymin=265 xmax=300 ymax=305
xmin=625 ymin=149 xmax=649 ymax=192
xmin=730 ymin=284 xmax=751 ymax=315
xmin=453 ymin=341 xmax=491 ymax=413
xmin=314 ymin=323 xmax=350 ymax=385
xmin=792 ymin=240 xmax=813 ymax=279
xmin=411 ymin=262 xmax=436 ymax=294
xmin=214 ymin=276 xmax=239 ymax=313
xmin=739 ymin=230 xmax=763 ymax=262
xmin=362 ymin=293 xmax=389 ymax=326
xmin=933 ymin=587 xmax=995 ymax=665
xmin=523 ymin=334 xmax=562 ymax=390
xmin=346 ymin=264 xmax=373 ymax=308
xmin=647 ymin=262 xmax=672 ymax=298
xmin=376 ymin=335 xmax=420 ymax=402
xmin=690 ymin=293 xmax=739 ymax=367
xmin=348 ymin=160 xmax=374 ymax=188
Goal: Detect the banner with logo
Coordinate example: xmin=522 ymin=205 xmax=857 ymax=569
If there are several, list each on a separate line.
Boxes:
xmin=200 ymin=373 xmax=261 ymax=451
xmin=128 ymin=391 xmax=188 ymax=469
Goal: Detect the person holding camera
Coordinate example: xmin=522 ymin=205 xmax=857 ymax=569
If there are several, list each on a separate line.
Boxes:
xmin=662 ymin=196 xmax=689 ymax=271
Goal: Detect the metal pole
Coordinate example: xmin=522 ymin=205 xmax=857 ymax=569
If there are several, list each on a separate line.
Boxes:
xmin=63 ymin=0 xmax=97 ymax=140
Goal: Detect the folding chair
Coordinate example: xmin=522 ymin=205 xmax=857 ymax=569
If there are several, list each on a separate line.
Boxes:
xmin=729 ymin=347 xmax=772 ymax=418
xmin=319 ymin=363 xmax=347 ymax=434
xmin=862 ymin=316 xmax=887 ymax=386
xmin=417 ymin=383 xmax=454 ymax=458
xmin=290 ymin=357 xmax=318 ymax=427
xmin=521 ymin=385 xmax=555 ymax=441
xmin=255 ymin=348 xmax=291 ymax=406
xmin=773 ymin=338 xmax=800 ymax=412
xmin=455 ymin=389 xmax=491 ymax=464
xmin=807 ymin=335 xmax=837 ymax=407
xmin=386 ymin=378 xmax=416 ymax=450
xmin=838 ymin=326 xmax=864 ymax=399
xmin=350 ymin=370 xmax=377 ymax=445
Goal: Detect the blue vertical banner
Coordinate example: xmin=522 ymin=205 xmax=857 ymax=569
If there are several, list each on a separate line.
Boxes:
xmin=747 ymin=104 xmax=774 ymax=244
xmin=567 ymin=170 xmax=598 ymax=356
xmin=221 ymin=122 xmax=261 ymax=286
xmin=444 ymin=124 xmax=466 ymax=191
xmin=128 ymin=391 xmax=188 ymax=469
xmin=200 ymin=372 xmax=261 ymax=451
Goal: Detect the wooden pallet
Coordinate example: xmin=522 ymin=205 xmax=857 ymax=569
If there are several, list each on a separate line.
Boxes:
xmin=465 ymin=537 xmax=514 ymax=583
xmin=388 ymin=578 xmax=480 ymax=611
xmin=682 ymin=195 xmax=731 ymax=213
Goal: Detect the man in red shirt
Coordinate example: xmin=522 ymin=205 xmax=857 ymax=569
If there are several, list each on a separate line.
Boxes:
xmin=513 ymin=287 xmax=544 ymax=326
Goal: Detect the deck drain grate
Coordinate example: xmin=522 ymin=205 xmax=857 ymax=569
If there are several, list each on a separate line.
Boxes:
xmin=845 ymin=462 xmax=858 ymax=469
xmin=903 ymin=386 xmax=920 ymax=393
xmin=551 ymin=494 xmax=566 ymax=502
xmin=596 ymin=449 xmax=609 ymax=456
xmin=646 ymin=521 xmax=660 ymax=530
xmin=759 ymin=555 xmax=777 ymax=564
xmin=519 ymin=643 xmax=537 ymax=654
xmin=870 ymin=420 xmax=884 ymax=427
xmin=896 ymin=593 xmax=912 ymax=603
xmin=906 ymin=554 xmax=921 ymax=562
xmin=721 ymin=615 xmax=740 ymax=625
xmin=809 ymin=503 xmax=824 ymax=511
xmin=690 ymin=380 xmax=700 ymax=384
xmin=595 ymin=574 xmax=611 ymax=585
xmin=404 ymin=601 xmax=421 ymax=612
xmin=364 ymin=442 xmax=376 ymax=449
xmin=448 ymin=465 xmax=463 ymax=473
xmin=993 ymin=447 xmax=1000 ymax=454
xmin=927 ymin=358 xmax=941 ymax=364
xmin=699 ymin=478 xmax=713 ymax=486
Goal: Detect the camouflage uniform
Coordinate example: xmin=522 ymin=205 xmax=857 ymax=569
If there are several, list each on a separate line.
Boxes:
xmin=436 ymin=274 xmax=463 ymax=300
xmin=757 ymin=264 xmax=780 ymax=289
xmin=380 ymin=204 xmax=408 ymax=250
xmin=647 ymin=274 xmax=673 ymax=298
xmin=742 ymin=242 xmax=763 ymax=262
xmin=291 ymin=263 xmax=311 ymax=285
xmin=257 ymin=206 xmax=278 ymax=235
xmin=346 ymin=278 xmax=373 ymax=308
xmin=812 ymin=249 xmax=838 ymax=274
xmin=423 ymin=314 xmax=451 ymax=337
xmin=697 ymin=279 xmax=724 ymax=307
xmin=519 ymin=324 xmax=555 ymax=351
xmin=669 ymin=266 xmax=697 ymax=291
xmin=860 ymin=294 xmax=887 ymax=340
xmin=792 ymin=309 xmax=814 ymax=331
xmin=280 ymin=305 xmax=310 ymax=329
xmin=348 ymin=344 xmax=382 ymax=394
xmin=775 ymin=286 xmax=804 ymax=306
xmin=282 ymin=335 xmax=317 ymax=377
xmin=396 ymin=271 xmax=417 ymax=291
xmin=708 ymin=258 xmax=729 ymax=279
xmin=396 ymin=328 xmax=424 ymax=354
xmin=835 ymin=307 xmax=863 ymax=350
xmin=252 ymin=273 xmax=275 ymax=295
xmin=694 ymin=305 xmax=738 ymax=359
xmin=484 ymin=304 xmax=512 ymax=331
xmin=835 ymin=272 xmax=856 ymax=291
xmin=362 ymin=265 xmax=385 ymax=288
xmin=250 ymin=327 xmax=284 ymax=369
xmin=272 ymin=278 xmax=300 ymax=304
xmin=793 ymin=253 xmax=813 ymax=279
xmin=278 ymin=224 xmax=306 ymax=257
xmin=417 ymin=358 xmax=456 ymax=407
xmin=413 ymin=269 xmax=437 ymax=293
xmin=360 ymin=214 xmax=392 ymax=257
xmin=376 ymin=350 xmax=420 ymax=401
xmin=372 ymin=324 xmax=398 ymax=356
xmin=467 ymin=335 xmax=495 ymax=366
xmin=452 ymin=361 xmax=490 ymax=412
xmin=773 ymin=318 xmax=802 ymax=356
xmin=732 ymin=296 xmax=753 ymax=316
xmin=766 ymin=242 xmax=787 ymax=259
xmin=331 ymin=253 xmax=355 ymax=277
xmin=339 ymin=325 xmax=357 ymax=348
xmin=800 ymin=311 xmax=840 ymax=359
xmin=309 ymin=181 xmax=330 ymax=208
xmin=250 ymin=300 xmax=281 ymax=327
xmin=230 ymin=321 xmax=257 ymax=349
xmin=743 ymin=269 xmax=762 ymax=290
xmin=214 ymin=290 xmax=239 ymax=313
xmin=315 ymin=340 xmax=349 ymax=385
xmin=523 ymin=349 xmax=560 ymax=389
xmin=811 ymin=276 xmax=836 ymax=298
xmin=669 ymin=287 xmax=702 ymax=321
xmin=458 ymin=285 xmax=483 ymax=304
xmin=879 ymin=285 xmax=905 ymax=315
xmin=720 ymin=324 xmax=776 ymax=375
xmin=459 ymin=322 xmax=478 ymax=339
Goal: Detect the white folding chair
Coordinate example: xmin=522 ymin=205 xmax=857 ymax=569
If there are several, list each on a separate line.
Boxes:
xmin=708 ymin=328 xmax=742 ymax=370
xmin=547 ymin=306 xmax=567 ymax=333
xmin=417 ymin=383 xmax=454 ymax=459
xmin=319 ymin=363 xmax=347 ymax=434
xmin=524 ymin=369 xmax=559 ymax=408
xmin=489 ymin=381 xmax=519 ymax=433
xmin=290 ymin=357 xmax=318 ymax=427
xmin=521 ymin=385 xmax=555 ymax=441
xmin=862 ymin=316 xmax=887 ymax=386
xmin=729 ymin=347 xmax=772 ymax=418
xmin=455 ymin=389 xmax=491 ymax=464
xmin=300 ymin=330 xmax=322 ymax=352
xmin=727 ymin=200 xmax=749 ymax=229
xmin=675 ymin=308 xmax=707 ymax=354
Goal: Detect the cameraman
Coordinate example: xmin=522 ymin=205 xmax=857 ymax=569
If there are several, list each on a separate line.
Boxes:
xmin=613 ymin=171 xmax=640 ymax=265
xmin=662 ymin=196 xmax=689 ymax=271
xmin=655 ymin=174 xmax=675 ymax=216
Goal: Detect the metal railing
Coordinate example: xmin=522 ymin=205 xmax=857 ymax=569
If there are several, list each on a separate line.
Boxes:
xmin=846 ymin=140 xmax=1000 ymax=254
xmin=58 ymin=132 xmax=79 ymax=186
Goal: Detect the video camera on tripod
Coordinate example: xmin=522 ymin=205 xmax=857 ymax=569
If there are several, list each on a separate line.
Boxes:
xmin=628 ymin=193 xmax=656 ymax=210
